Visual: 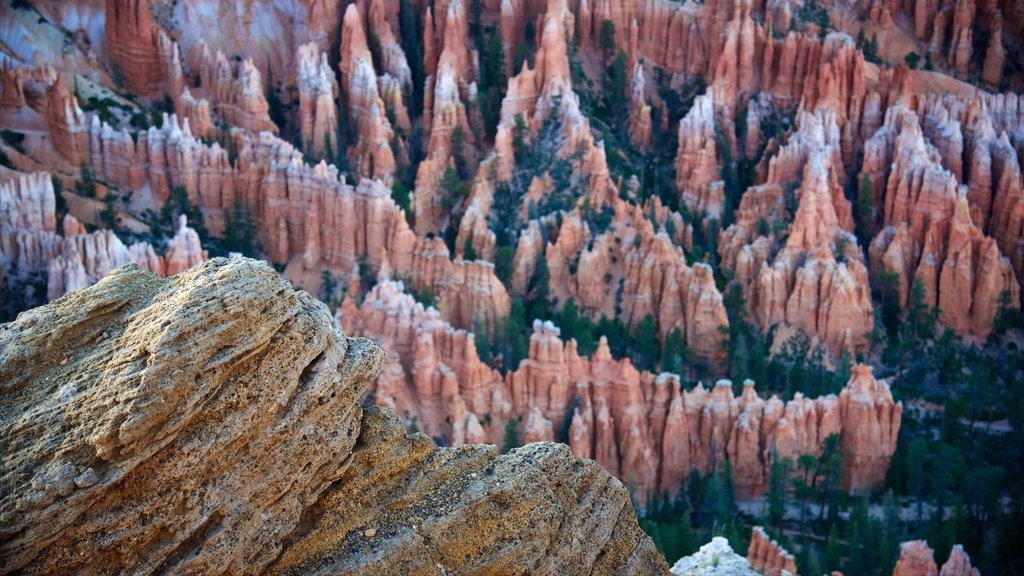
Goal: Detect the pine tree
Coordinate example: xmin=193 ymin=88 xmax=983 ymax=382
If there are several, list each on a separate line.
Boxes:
xmin=825 ymin=523 xmax=842 ymax=573
xmin=440 ymin=166 xmax=463 ymax=211
xmin=662 ymin=327 xmax=690 ymax=375
xmin=463 ymin=236 xmax=478 ymax=261
xmin=223 ymin=201 xmax=258 ymax=256
xmin=99 ymin=191 xmax=121 ymax=230
xmin=677 ymin=509 xmax=698 ymax=559
xmin=880 ymin=490 xmax=902 ymax=576
xmin=320 ymin=270 xmax=335 ymax=301
xmin=768 ymin=456 xmax=792 ymax=529
xmin=599 ymin=19 xmax=617 ymax=62
xmin=502 ymin=417 xmax=521 ymax=452
xmin=474 ymin=318 xmax=492 ymax=364
xmin=632 ymin=314 xmax=660 ymax=371
xmin=907 ymin=437 xmax=928 ymax=527
xmin=799 ymin=543 xmax=822 ymax=576
xmin=720 ymin=460 xmax=737 ymax=521
xmin=527 ymin=254 xmax=552 ymax=321
xmin=856 ymin=173 xmax=875 ymax=245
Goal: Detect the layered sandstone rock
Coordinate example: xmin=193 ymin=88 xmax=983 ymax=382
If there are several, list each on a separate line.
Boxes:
xmin=177 ymin=87 xmax=214 ymax=138
xmin=0 ymin=172 xmax=56 ymax=234
xmin=838 ymin=365 xmax=903 ymax=491
xmin=864 ymin=103 xmax=1020 ymax=338
xmin=339 ymin=279 xmax=508 ymax=443
xmin=617 ymin=227 xmax=730 ymax=372
xmin=940 ymin=545 xmax=981 ymax=576
xmin=949 ymin=0 xmax=976 ymax=79
xmin=982 ymin=10 xmax=1006 ymax=90
xmin=0 ymin=257 xmax=667 ymax=574
xmin=340 ymin=4 xmax=397 ymax=183
xmin=45 ymin=74 xmax=90 ymax=165
xmin=0 ymin=170 xmax=207 ymax=302
xmin=628 ymin=63 xmax=653 ymax=150
xmin=296 ymin=42 xmax=339 ymax=158
xmin=894 ymin=541 xmax=939 ymax=576
xmin=163 ymin=215 xmax=209 ymax=276
xmin=412 ymin=0 xmax=478 ymax=235
xmin=368 ymin=0 xmax=413 ymax=90
xmin=747 ymin=527 xmax=797 ymax=576
xmin=349 ymin=274 xmax=900 ymax=501
xmin=751 ymin=125 xmax=873 ymax=355
xmin=675 ymin=92 xmax=724 ymax=219
xmin=198 ymin=45 xmax=278 ymax=134
xmin=0 ymin=63 xmax=57 ymax=115
xmin=103 ymin=0 xmax=173 ymax=97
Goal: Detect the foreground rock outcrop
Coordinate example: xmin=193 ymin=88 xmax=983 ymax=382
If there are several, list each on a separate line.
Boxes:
xmin=0 ymin=257 xmax=667 ymax=575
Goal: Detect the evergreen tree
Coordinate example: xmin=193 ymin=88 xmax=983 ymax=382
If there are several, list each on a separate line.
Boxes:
xmin=398 ymin=0 xmax=425 ymax=113
xmin=856 ymin=173 xmax=874 ymax=245
xmin=799 ymin=543 xmax=822 ymax=576
xmin=391 ymin=180 xmax=411 ymax=214
xmin=676 ymin=509 xmax=698 ymax=559
xmin=907 ymin=437 xmax=928 ymax=527
xmin=687 ymin=469 xmax=705 ymax=513
xmin=599 ymin=19 xmax=617 ymax=62
xmin=504 ymin=300 xmax=531 ymax=370
xmin=463 ymin=236 xmax=478 ymax=261
xmin=825 ymin=523 xmax=842 ymax=573
xmin=880 ymin=490 xmax=902 ymax=576
xmin=75 ymin=163 xmax=97 ymax=198
xmin=527 ymin=254 xmax=553 ymax=321
xmin=474 ymin=318 xmax=493 ymax=364
xmin=502 ymin=417 xmax=521 ymax=452
xmin=632 ymin=314 xmax=660 ymax=371
xmin=440 ymin=166 xmax=464 ymax=211
xmin=768 ymin=456 xmax=793 ymax=529
xmin=818 ymin=433 xmax=844 ymax=521
xmin=720 ymin=460 xmax=737 ymax=521
xmin=223 ymin=201 xmax=259 ymax=256
xmin=863 ymin=33 xmax=881 ymax=63
xmin=512 ymin=114 xmax=528 ymax=162
xmin=99 ymin=191 xmax=121 ymax=230
xmin=703 ymin=471 xmax=723 ymax=525
xmin=662 ymin=327 xmax=690 ymax=376
xmin=495 ymin=246 xmax=514 ymax=285
xmin=559 ymin=298 xmax=580 ymax=342
xmin=320 ymin=270 xmax=337 ymax=304
xmin=604 ymin=53 xmax=628 ymax=114
xmin=451 ymin=126 xmax=469 ymax=178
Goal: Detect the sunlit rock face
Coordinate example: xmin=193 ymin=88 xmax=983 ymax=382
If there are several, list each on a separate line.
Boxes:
xmin=0 ymin=257 xmax=666 ymax=574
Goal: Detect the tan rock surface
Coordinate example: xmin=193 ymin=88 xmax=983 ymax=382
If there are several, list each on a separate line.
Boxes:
xmin=297 ymin=42 xmax=339 ymax=158
xmin=939 ymin=545 xmax=981 ymax=576
xmin=894 ymin=541 xmax=939 ymax=576
xmin=0 ymin=257 xmax=668 ymax=575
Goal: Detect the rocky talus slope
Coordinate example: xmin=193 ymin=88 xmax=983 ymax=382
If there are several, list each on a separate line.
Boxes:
xmin=0 ymin=258 xmax=667 ymax=575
